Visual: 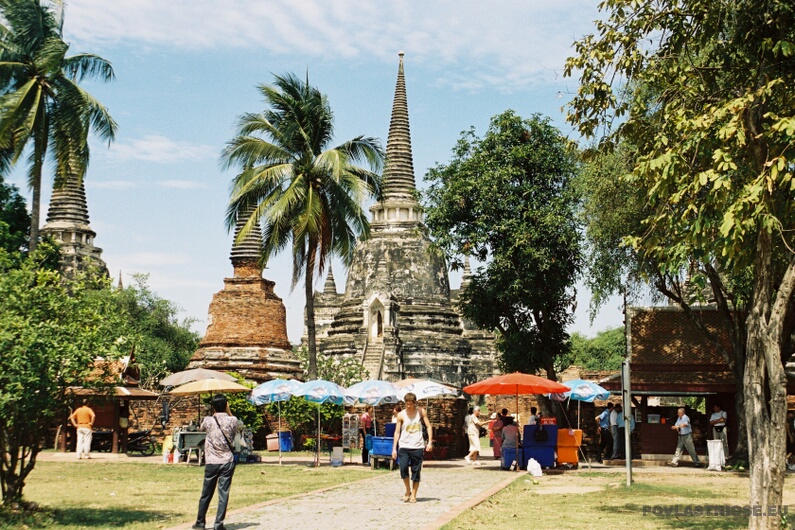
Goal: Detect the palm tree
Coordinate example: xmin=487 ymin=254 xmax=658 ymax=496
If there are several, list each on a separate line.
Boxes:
xmin=223 ymin=73 xmax=383 ymax=379
xmin=0 ymin=0 xmax=117 ymax=252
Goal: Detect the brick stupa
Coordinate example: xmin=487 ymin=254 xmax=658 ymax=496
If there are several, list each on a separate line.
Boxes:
xmin=189 ymin=211 xmax=301 ymax=383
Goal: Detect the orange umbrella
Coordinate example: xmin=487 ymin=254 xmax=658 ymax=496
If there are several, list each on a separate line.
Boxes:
xmin=463 ymin=372 xmax=570 ymax=417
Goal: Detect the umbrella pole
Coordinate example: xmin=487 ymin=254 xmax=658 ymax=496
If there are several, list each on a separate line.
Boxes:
xmin=316 ymin=403 xmax=321 ymax=468
xmin=278 ymin=401 xmax=282 ymax=466
xmin=578 ymin=400 xmax=581 ymax=430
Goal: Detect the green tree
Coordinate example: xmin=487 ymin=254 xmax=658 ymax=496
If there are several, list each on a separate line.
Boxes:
xmin=559 ymin=328 xmax=625 ymax=373
xmin=222 ymin=73 xmax=383 ymax=380
xmin=566 ymin=1 xmax=795 ymax=523
xmin=0 ymin=174 xmax=29 ymax=258
xmin=576 ymin=144 xmax=751 ymax=462
xmin=0 ymin=0 xmax=116 ymax=252
xmin=423 ymin=111 xmax=582 ymax=380
xmin=111 ymin=274 xmax=201 ymax=388
xmin=0 ymin=244 xmax=129 ymax=504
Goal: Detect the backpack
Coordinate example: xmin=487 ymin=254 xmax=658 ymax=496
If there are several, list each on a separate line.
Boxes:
xmin=534 ymin=422 xmax=549 ymax=443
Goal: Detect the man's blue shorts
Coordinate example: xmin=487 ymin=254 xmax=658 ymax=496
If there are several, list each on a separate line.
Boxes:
xmin=398 ymin=447 xmax=424 ymax=482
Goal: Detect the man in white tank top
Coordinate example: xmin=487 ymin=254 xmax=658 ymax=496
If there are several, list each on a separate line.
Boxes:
xmin=392 ymin=392 xmax=433 ymax=503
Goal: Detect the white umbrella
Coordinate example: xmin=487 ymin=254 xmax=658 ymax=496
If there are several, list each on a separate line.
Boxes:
xmin=294 ymin=380 xmax=352 ymax=467
xmin=160 ymin=368 xmax=236 ymax=387
xmin=394 ymin=378 xmax=459 ymax=400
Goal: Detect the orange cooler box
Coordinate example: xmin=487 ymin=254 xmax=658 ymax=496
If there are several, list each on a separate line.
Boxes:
xmin=556 ymin=429 xmax=582 ymax=465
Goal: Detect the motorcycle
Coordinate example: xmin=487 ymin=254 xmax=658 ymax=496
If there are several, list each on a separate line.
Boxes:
xmin=127 ymin=428 xmax=157 ymax=456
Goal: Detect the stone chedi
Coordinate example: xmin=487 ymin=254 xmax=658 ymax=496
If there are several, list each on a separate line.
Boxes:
xmin=189 ymin=212 xmax=301 ymax=383
xmin=40 ymin=177 xmax=107 ymax=277
xmin=313 ymin=53 xmax=498 ymax=386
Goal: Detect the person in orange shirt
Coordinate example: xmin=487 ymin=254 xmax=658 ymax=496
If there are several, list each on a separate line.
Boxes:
xmin=69 ymin=401 xmax=95 ymax=459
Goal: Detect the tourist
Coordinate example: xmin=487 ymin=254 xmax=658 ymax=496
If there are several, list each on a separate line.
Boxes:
xmin=193 ymin=394 xmax=238 ymax=530
xmin=490 ymin=409 xmax=507 ymax=460
xmin=709 ymin=404 xmax=728 ymax=458
xmin=527 ymin=407 xmax=539 ymax=425
xmin=391 ymin=404 xmax=402 ymax=423
xmin=391 ymin=392 xmax=432 ymax=503
xmin=615 ymin=404 xmax=626 ymax=459
xmin=595 ymin=403 xmax=614 ymax=463
xmin=69 ymin=400 xmax=95 ymax=460
xmin=667 ymin=408 xmax=702 ymax=467
xmin=501 ymin=416 xmax=520 ymax=451
xmin=464 ymin=406 xmax=485 ymax=465
xmin=609 ymin=403 xmax=619 ymax=459
xmin=360 ymin=405 xmax=374 ymax=465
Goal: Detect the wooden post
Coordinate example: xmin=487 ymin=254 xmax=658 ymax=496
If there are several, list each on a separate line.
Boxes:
xmin=112 ymin=399 xmax=120 ymax=454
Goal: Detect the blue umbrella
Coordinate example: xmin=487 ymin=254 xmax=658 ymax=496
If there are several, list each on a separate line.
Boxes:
xmin=295 ymin=380 xmax=352 ymax=466
xmin=550 ymin=378 xmax=611 ymax=430
xmin=345 ymin=380 xmax=400 ymax=406
xmin=249 ymin=379 xmax=302 ymax=465
xmin=249 ymin=378 xmax=302 ymax=405
xmin=551 ymin=379 xmax=611 ymax=403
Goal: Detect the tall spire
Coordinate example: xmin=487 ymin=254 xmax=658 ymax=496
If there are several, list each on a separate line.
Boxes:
xmin=230 ymin=208 xmax=263 ymax=276
xmin=323 ymin=265 xmax=337 ymax=294
xmin=381 ymin=51 xmax=417 ymax=201
xmin=40 ymin=176 xmax=106 ymax=276
xmin=117 ymin=270 xmax=124 ymax=290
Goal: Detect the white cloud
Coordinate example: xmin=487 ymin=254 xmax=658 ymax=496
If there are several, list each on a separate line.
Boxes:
xmin=108 ymin=135 xmax=216 ymax=163
xmin=65 ymin=0 xmax=601 ymax=91
xmin=158 ymin=180 xmax=209 ymax=190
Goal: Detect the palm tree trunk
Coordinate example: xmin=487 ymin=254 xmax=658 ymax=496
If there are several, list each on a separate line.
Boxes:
xmin=28 ymin=178 xmax=41 ymax=253
xmin=305 ymin=260 xmax=318 ymax=381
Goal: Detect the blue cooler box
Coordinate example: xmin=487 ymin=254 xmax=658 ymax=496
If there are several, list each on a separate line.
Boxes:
xmin=278 ymin=431 xmax=293 ymax=452
xmin=384 ymin=422 xmax=396 ymax=438
xmin=501 ymin=447 xmax=523 ymax=470
xmin=523 ymin=425 xmax=558 ymax=448
xmin=523 ymin=446 xmax=555 ymax=469
xmin=371 ymin=436 xmax=393 ymax=456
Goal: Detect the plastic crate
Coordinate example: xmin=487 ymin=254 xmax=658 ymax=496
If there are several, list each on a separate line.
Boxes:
xmin=279 ymin=431 xmax=293 ymax=452
xmin=501 ymin=447 xmax=522 ymax=470
xmin=371 ymin=436 xmax=393 ymax=456
xmin=266 ymin=434 xmax=279 ymax=452
xmin=384 ymin=422 xmax=396 ymax=438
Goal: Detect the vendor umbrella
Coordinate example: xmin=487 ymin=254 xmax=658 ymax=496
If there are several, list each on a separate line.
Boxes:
xmin=549 ymin=379 xmax=610 ymax=429
xmin=463 ymin=372 xmax=570 ymax=423
xmin=169 ymin=379 xmax=251 ymax=424
xmin=294 ymin=380 xmax=352 ymax=467
xmin=394 ymin=378 xmax=459 ymax=400
xmin=249 ymin=379 xmax=302 ymax=465
xmin=160 ymin=368 xmax=236 ymax=387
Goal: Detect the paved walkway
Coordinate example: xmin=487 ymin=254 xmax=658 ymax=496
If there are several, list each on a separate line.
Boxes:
xmin=170 ymin=458 xmax=517 ymax=530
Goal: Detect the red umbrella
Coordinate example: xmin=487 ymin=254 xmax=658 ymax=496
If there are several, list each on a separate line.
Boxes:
xmin=463 ymin=372 xmax=571 ymax=418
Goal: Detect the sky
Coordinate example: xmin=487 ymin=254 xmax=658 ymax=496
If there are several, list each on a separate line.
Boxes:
xmin=8 ymin=0 xmax=628 ymax=343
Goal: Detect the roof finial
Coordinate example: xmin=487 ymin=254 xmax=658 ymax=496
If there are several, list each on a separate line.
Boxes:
xmin=381 ymin=51 xmax=416 ymax=202
xmin=117 ymin=270 xmax=123 ymax=290
xmin=323 ymin=264 xmax=337 ymax=295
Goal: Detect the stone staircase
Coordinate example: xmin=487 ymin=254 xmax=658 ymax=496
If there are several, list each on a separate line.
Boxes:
xmin=362 ymin=342 xmax=385 ymax=379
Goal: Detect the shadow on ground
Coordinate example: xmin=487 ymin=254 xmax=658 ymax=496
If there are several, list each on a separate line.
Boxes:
xmin=46 ymin=507 xmax=175 ymax=528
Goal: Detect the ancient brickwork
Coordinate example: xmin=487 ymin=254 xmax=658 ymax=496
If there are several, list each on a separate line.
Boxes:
xmin=311 ymin=53 xmax=499 ymax=387
xmin=190 ymin=209 xmax=301 ymax=383
xmin=40 ymin=176 xmax=107 ymax=277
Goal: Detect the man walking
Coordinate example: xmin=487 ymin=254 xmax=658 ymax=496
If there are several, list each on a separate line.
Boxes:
xmin=709 ymin=404 xmax=729 ymax=458
xmin=193 ymin=394 xmax=238 ymax=530
xmin=668 ymin=408 xmax=702 ymax=467
xmin=609 ymin=403 xmax=619 ymax=459
xmin=69 ymin=400 xmax=95 ymax=459
xmin=595 ymin=403 xmax=613 ymax=463
xmin=392 ymin=392 xmax=433 ymax=503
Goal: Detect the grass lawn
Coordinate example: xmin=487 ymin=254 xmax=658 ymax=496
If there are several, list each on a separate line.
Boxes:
xmin=443 ymin=471 xmax=795 ymax=530
xmin=2 ymin=459 xmax=379 ymax=529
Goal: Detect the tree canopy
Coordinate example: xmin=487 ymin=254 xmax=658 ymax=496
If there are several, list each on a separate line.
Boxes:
xmin=0 ymin=0 xmax=116 ymax=252
xmin=566 ymin=0 xmax=795 ymax=523
xmin=222 ymin=73 xmax=383 ymax=380
xmin=423 ymin=111 xmax=581 ymax=378
xmin=0 ymin=174 xmax=29 ymax=258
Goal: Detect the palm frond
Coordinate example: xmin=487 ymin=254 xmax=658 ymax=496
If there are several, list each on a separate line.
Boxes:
xmin=63 ymin=53 xmax=115 ymax=83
